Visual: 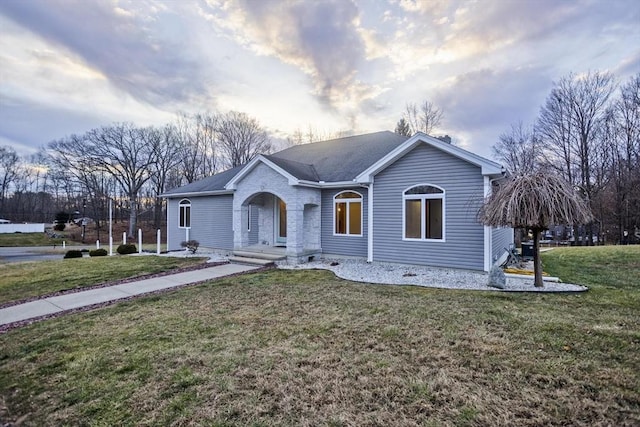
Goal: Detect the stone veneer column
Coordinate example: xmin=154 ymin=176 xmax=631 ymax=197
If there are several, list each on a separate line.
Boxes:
xmin=286 ymin=207 xmax=305 ymax=257
xmin=232 ymin=206 xmax=249 ymax=250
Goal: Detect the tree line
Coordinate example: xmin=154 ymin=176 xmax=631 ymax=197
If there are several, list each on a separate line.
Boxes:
xmin=492 ymin=71 xmax=640 ymax=245
xmin=0 ymin=111 xmax=271 ymax=238
xmin=2 ymin=71 xmax=638 ymax=245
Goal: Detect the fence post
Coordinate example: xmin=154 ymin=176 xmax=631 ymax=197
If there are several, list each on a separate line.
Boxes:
xmin=123 ymin=232 xmax=126 ymax=245
xmin=138 ymin=228 xmax=142 ymax=254
xmin=157 ymin=229 xmax=161 ymax=254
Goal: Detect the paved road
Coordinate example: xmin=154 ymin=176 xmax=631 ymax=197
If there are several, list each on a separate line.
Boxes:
xmin=0 ymin=246 xmax=93 ymax=263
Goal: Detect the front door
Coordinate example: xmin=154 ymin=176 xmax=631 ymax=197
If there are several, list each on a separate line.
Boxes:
xmin=275 ymin=197 xmax=287 ymax=246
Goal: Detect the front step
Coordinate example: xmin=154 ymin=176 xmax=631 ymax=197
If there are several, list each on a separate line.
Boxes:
xmin=232 ymin=250 xmax=286 ymax=261
xmin=229 ymin=256 xmax=276 ymax=267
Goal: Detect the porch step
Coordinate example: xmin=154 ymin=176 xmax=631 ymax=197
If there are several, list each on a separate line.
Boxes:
xmin=229 ymin=256 xmax=276 ymax=267
xmin=232 ymin=250 xmax=286 ymax=261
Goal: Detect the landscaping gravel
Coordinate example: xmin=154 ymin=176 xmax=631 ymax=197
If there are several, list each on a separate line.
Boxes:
xmin=279 ymin=258 xmax=588 ymax=292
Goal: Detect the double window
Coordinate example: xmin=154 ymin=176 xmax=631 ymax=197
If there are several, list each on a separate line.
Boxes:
xmin=334 ymin=191 xmax=362 ymax=236
xmin=403 ymin=185 xmax=444 ymax=241
xmin=179 ymin=199 xmax=191 ymax=228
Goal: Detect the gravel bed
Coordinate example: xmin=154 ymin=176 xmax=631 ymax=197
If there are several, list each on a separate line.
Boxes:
xmin=279 ymin=258 xmax=588 ymax=293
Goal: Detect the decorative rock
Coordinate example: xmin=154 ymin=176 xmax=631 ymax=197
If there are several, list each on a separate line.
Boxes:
xmin=488 ymin=266 xmax=506 ymax=289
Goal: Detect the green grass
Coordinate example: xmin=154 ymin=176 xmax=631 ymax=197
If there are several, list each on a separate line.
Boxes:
xmin=0 ymin=247 xmax=638 ymax=426
xmin=0 ymin=232 xmax=68 ymax=247
xmin=0 ymin=256 xmax=207 ymax=304
xmin=542 ymin=244 xmax=640 ymax=291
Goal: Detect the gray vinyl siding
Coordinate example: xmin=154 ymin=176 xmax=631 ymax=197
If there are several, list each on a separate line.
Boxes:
xmin=492 ymin=227 xmax=514 ymax=264
xmin=373 ymin=144 xmax=486 ymax=270
xmin=248 ymin=203 xmax=259 ymax=245
xmin=321 ymin=188 xmax=368 ymax=257
xmin=166 ymin=195 xmax=234 ymax=251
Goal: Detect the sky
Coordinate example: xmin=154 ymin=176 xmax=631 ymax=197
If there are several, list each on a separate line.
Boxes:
xmin=1 ymin=0 xmax=639 ymax=161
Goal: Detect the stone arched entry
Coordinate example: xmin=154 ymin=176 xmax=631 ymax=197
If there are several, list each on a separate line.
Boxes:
xmin=234 ymin=189 xmax=321 ymax=263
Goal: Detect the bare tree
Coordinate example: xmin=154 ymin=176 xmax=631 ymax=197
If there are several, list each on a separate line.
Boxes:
xmin=147 ymin=124 xmax=184 ymax=228
xmin=49 ymin=134 xmax=115 ymax=240
xmin=537 ymin=71 xmax=616 ymax=244
xmin=0 ymin=145 xmax=21 ymax=217
xmin=606 ymin=73 xmax=640 ymax=243
xmin=85 ymin=123 xmax=157 ymax=238
xmin=479 ymin=173 xmax=593 ymax=287
xmin=404 ymin=100 xmax=443 ymax=135
xmin=217 ymin=111 xmax=271 ymax=168
xmin=175 ymin=112 xmax=218 ymax=183
xmin=492 ymin=122 xmax=542 ymax=175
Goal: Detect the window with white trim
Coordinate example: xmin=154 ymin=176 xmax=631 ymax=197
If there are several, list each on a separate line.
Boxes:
xmin=179 ymin=199 xmax=191 ymax=228
xmin=403 ymin=185 xmax=444 ymax=240
xmin=334 ymin=191 xmax=362 ymax=236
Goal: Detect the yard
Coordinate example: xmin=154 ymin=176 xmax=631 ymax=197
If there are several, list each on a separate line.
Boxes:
xmin=0 ymin=256 xmax=207 ymax=305
xmin=0 ymin=246 xmax=638 ymax=426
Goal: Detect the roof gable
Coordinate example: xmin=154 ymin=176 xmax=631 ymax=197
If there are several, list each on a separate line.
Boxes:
xmin=355 ymin=132 xmax=504 ymax=183
xmin=225 ymin=155 xmax=310 ymax=190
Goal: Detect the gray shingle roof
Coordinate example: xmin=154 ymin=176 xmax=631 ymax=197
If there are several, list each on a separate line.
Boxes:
xmin=263 ymin=155 xmax=320 ymax=182
xmin=163 ymin=131 xmax=410 ymax=196
xmin=162 ymin=165 xmax=243 ymax=196
xmin=271 ymin=131 xmax=409 ymax=182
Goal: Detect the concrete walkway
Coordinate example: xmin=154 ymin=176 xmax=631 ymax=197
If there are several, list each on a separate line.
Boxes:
xmin=0 ymin=263 xmax=259 ymax=327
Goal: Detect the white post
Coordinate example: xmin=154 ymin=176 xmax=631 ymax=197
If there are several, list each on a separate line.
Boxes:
xmin=138 ymin=228 xmax=142 ymax=253
xmin=63 ymin=241 xmax=66 ymax=249
xmin=123 ymin=232 xmax=126 ymax=245
xmin=96 ymin=240 xmax=100 ymax=249
xmin=157 ymin=229 xmax=161 ymax=254
xmin=108 ymin=198 xmax=113 ymax=255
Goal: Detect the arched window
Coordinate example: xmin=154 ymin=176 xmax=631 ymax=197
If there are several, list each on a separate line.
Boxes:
xmin=334 ymin=191 xmax=362 ymax=236
xmin=403 ymin=185 xmax=444 ymax=241
xmin=179 ymin=199 xmax=191 ymax=228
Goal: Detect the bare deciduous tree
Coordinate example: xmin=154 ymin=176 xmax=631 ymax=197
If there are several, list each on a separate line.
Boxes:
xmin=537 ymin=71 xmax=616 ymax=245
xmin=147 ymin=124 xmax=184 ymax=228
xmin=217 ymin=111 xmax=271 ymax=168
xmin=492 ymin=122 xmax=542 ymax=175
xmin=404 ymin=100 xmax=443 ymax=135
xmin=479 ymin=173 xmax=593 ymax=287
xmin=86 ymin=123 xmax=157 ymax=238
xmin=0 ymin=145 xmax=21 ymax=216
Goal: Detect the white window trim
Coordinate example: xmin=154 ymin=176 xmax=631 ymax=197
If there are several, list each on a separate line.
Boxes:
xmin=333 ymin=190 xmax=363 ymax=237
xmin=402 ymin=184 xmax=446 ymax=242
xmin=178 ymin=199 xmax=191 ymax=229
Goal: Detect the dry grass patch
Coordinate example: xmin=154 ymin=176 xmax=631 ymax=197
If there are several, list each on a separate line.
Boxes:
xmin=1 ymin=264 xmax=638 ymax=426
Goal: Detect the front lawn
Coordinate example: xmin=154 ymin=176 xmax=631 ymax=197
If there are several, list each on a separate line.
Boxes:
xmin=0 ymin=247 xmax=638 ymax=426
xmin=0 ymin=256 xmax=207 ymax=305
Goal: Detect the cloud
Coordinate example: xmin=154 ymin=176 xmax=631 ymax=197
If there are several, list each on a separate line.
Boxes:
xmin=0 ymin=0 xmax=206 ymax=107
xmin=201 ymin=0 xmax=381 ymax=112
xmin=433 ymin=67 xmax=552 ymax=154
